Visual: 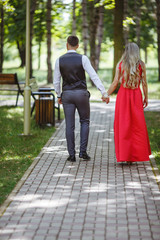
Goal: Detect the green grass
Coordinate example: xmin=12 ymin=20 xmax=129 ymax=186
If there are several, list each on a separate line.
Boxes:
xmin=144 ymin=111 xmax=160 ymax=172
xmin=0 ymin=106 xmax=56 ymax=206
xmin=147 ymin=80 xmax=160 ymax=99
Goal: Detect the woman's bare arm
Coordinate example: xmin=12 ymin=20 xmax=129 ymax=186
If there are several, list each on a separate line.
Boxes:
xmin=141 ymin=62 xmax=148 ymax=108
xmin=107 ymin=65 xmax=120 ymax=96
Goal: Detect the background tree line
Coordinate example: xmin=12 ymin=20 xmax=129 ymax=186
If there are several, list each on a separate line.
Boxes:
xmin=0 ymin=0 xmax=159 ymax=84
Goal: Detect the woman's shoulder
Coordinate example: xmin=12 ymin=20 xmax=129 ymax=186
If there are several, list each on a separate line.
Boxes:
xmin=139 ymin=60 xmax=145 ymax=69
xmin=117 ymin=61 xmax=122 ymax=70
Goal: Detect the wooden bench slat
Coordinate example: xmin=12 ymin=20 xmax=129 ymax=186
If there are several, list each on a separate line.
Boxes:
xmin=0 ymin=74 xmax=17 ymax=84
xmin=0 ymin=73 xmax=24 ymax=106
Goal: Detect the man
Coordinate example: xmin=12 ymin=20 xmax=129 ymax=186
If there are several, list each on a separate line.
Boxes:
xmin=54 ymin=35 xmax=109 ymax=162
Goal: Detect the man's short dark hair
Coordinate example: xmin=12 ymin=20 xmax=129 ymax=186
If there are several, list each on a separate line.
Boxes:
xmin=67 ymin=36 xmax=79 ymax=47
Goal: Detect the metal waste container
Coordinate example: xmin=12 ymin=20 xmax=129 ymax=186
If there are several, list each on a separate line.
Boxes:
xmin=35 ymin=94 xmax=55 ymax=126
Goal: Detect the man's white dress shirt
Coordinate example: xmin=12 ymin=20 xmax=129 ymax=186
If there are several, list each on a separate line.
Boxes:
xmin=53 ymin=50 xmax=106 ymax=97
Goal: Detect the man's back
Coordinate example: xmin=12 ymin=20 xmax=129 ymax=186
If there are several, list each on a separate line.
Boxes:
xmin=59 ymin=51 xmax=87 ymax=91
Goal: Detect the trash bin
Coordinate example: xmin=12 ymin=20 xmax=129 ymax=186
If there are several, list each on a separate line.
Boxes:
xmin=35 ymin=96 xmax=55 ymax=126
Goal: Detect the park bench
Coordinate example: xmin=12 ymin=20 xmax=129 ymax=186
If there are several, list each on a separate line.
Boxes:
xmin=29 ymin=78 xmax=60 ymax=126
xmin=0 ymin=73 xmax=24 ymax=106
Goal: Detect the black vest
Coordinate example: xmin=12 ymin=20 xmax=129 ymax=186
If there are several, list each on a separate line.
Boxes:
xmin=59 ymin=52 xmax=87 ymax=91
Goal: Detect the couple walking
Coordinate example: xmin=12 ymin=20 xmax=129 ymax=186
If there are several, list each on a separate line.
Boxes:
xmin=54 ymin=35 xmax=151 ymax=163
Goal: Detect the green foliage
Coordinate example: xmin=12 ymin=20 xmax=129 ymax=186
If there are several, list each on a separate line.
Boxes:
xmin=144 ymin=111 xmax=160 ymax=172
xmin=123 ymin=17 xmax=136 ymax=28
xmin=103 ymin=8 xmax=114 ymax=42
xmin=128 ymin=0 xmax=156 ymax=49
xmin=1 ymin=0 xmax=14 ymax=12
xmin=34 ymin=0 xmax=46 ymax=44
xmin=0 ymin=106 xmax=56 ymax=205
xmin=5 ymin=0 xmax=26 ymax=44
xmin=94 ymin=0 xmax=115 ymax=9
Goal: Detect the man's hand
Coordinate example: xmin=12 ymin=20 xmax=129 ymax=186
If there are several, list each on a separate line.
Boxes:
xmin=58 ymin=97 xmax=62 ymax=104
xmin=102 ymin=96 xmax=110 ymax=104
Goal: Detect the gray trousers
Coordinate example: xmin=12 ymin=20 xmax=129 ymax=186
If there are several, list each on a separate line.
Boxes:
xmin=61 ymin=90 xmax=90 ymax=157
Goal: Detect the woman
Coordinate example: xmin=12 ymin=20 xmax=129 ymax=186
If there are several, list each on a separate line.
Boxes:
xmin=103 ymin=43 xmax=151 ymax=163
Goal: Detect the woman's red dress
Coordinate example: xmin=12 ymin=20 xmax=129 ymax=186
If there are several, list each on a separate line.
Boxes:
xmin=114 ymin=62 xmax=151 ymax=162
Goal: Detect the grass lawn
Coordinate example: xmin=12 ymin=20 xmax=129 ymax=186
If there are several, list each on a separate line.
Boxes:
xmin=144 ymin=111 xmax=160 ymax=172
xmin=0 ymin=106 xmax=57 ymax=206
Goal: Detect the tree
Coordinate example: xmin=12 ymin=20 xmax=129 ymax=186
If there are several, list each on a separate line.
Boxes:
xmin=34 ymin=0 xmax=46 ymax=69
xmin=0 ymin=2 xmax=4 ymax=72
xmin=72 ymin=0 xmax=76 ymax=35
xmin=123 ymin=0 xmax=129 ymax=45
xmin=30 ymin=0 xmax=38 ymax=77
xmin=128 ymin=0 xmax=156 ymax=63
xmin=82 ymin=0 xmax=88 ymax=55
xmin=0 ymin=0 xmax=14 ymax=72
xmin=46 ymin=0 xmax=53 ymax=83
xmin=113 ymin=0 xmax=124 ymax=79
xmin=95 ymin=5 xmax=104 ymax=71
xmin=88 ymin=0 xmax=100 ymax=72
xmin=87 ymin=0 xmax=115 ymax=72
xmin=156 ymin=0 xmax=160 ymax=81
xmin=6 ymin=0 xmax=26 ymax=67
xmin=134 ymin=0 xmax=142 ymax=47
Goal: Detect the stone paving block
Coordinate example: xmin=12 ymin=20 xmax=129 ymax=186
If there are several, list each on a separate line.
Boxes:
xmin=106 ymin=232 xmax=117 ymax=238
xmin=45 ymin=237 xmax=57 ymax=240
xmin=141 ymin=230 xmax=152 ymax=237
xmin=152 ymin=234 xmax=160 ymax=240
xmin=34 ymin=235 xmax=46 ymax=240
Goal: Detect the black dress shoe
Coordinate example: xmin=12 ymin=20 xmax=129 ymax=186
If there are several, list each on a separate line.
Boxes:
xmin=79 ymin=152 xmax=91 ymax=161
xmin=67 ymin=155 xmax=76 ymax=162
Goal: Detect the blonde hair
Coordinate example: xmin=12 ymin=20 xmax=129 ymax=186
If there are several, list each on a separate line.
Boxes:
xmin=119 ymin=42 xmax=143 ymax=89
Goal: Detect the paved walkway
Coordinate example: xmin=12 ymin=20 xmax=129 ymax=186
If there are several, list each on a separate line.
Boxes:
xmin=0 ymin=102 xmax=160 ymax=240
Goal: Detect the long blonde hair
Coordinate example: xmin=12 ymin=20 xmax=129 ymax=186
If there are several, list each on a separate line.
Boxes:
xmin=119 ymin=42 xmax=143 ymax=88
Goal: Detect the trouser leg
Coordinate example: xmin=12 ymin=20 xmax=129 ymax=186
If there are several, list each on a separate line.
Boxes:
xmin=76 ymin=92 xmax=90 ymax=154
xmin=62 ymin=100 xmax=76 ymax=157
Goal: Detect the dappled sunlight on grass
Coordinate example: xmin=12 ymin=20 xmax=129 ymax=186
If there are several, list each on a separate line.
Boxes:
xmin=0 ymin=106 xmax=56 ymax=205
xmin=144 ymin=111 xmax=160 ymax=172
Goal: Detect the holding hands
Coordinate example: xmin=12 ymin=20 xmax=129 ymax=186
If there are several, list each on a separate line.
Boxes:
xmin=102 ymin=92 xmax=110 ymax=104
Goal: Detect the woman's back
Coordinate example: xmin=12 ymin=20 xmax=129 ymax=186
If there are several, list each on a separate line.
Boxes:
xmin=118 ymin=60 xmax=144 ymax=89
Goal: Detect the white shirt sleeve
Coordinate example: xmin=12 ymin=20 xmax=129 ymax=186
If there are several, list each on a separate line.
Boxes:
xmin=82 ymin=55 xmax=106 ymax=95
xmin=53 ymin=58 xmax=61 ymax=97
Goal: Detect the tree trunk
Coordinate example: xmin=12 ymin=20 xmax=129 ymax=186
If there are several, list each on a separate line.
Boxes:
xmin=72 ymin=0 xmax=76 ymax=35
xmin=113 ymin=0 xmax=124 ymax=81
xmin=0 ymin=4 xmax=4 ymax=72
xmin=123 ymin=0 xmax=128 ymax=45
xmin=46 ymin=0 xmax=53 ymax=84
xmin=145 ymin=47 xmax=147 ymax=64
xmin=30 ymin=0 xmax=38 ymax=77
xmin=156 ymin=0 xmax=160 ymax=81
xmin=89 ymin=0 xmax=99 ymax=71
xmin=134 ymin=0 xmax=141 ymax=48
xmin=17 ymin=41 xmax=26 ymax=67
xmin=38 ymin=42 xmax=41 ymax=70
xmin=95 ymin=5 xmax=104 ymax=72
xmin=82 ymin=0 xmax=88 ymax=55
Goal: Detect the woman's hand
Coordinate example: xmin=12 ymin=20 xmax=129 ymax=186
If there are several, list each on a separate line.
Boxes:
xmin=102 ymin=96 xmax=110 ymax=104
xmin=143 ymin=98 xmax=148 ymax=108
